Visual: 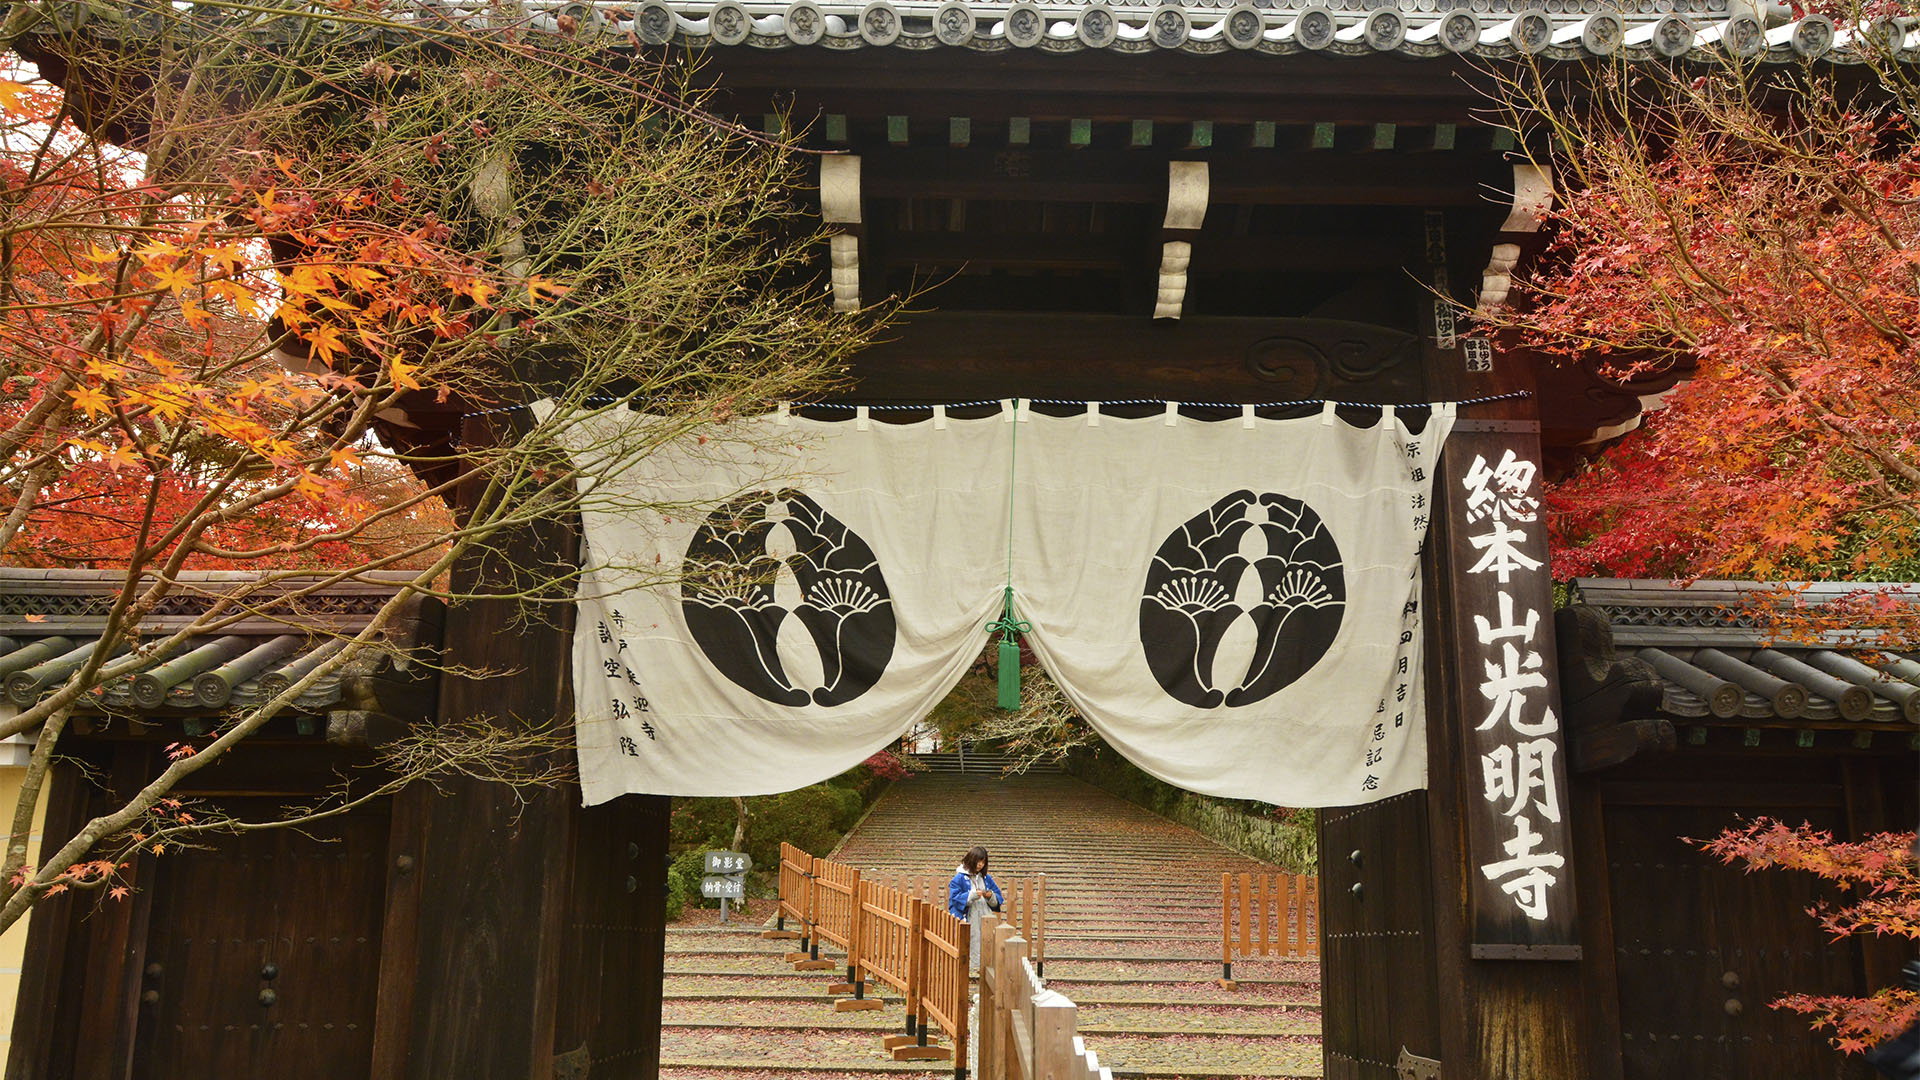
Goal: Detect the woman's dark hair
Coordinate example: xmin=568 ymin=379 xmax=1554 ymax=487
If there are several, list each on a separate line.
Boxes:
xmin=962 ymin=846 xmax=990 ymax=874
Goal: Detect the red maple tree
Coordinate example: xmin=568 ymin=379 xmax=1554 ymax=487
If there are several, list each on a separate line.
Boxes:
xmin=1699 ymin=820 xmax=1920 ymax=1051
xmin=0 ymin=9 xmax=880 ymax=935
xmin=1490 ymin=46 xmax=1920 ymax=583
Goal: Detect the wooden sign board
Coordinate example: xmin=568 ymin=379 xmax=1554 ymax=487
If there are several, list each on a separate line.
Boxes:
xmin=704 ymin=851 xmax=753 ymax=875
xmin=701 ymin=875 xmax=746 ymax=899
xmin=1439 ymin=424 xmax=1580 ymax=958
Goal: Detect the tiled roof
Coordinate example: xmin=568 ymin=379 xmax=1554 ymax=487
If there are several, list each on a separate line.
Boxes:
xmin=23 ymin=0 xmax=1880 ymax=63
xmin=1575 ymin=578 xmax=1920 ymax=727
xmin=0 ymin=569 xmax=430 ymax=716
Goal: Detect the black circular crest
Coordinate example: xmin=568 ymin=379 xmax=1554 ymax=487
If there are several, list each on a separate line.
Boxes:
xmin=682 ymin=490 xmax=895 ymax=707
xmin=1139 ymin=491 xmax=1345 ymax=708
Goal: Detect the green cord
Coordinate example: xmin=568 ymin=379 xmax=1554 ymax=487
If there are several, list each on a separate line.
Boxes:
xmin=986 ymin=401 xmax=1029 ymax=637
xmin=986 ymin=402 xmax=1029 ymax=708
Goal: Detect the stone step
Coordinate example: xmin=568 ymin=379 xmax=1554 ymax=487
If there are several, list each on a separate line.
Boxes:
xmin=665 ymin=770 xmax=1321 ymax=1080
xmin=661 ymin=987 xmax=1324 ymax=1014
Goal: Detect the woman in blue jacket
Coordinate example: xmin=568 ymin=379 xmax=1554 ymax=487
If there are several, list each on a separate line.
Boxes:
xmin=948 ymin=846 xmax=1003 ymax=968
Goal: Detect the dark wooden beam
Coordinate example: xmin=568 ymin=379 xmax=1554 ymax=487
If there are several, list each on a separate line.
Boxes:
xmin=857 ymin=148 xmax=1504 ymax=206
xmin=873 ymin=231 xmax=1410 ymax=274
xmin=692 ymin=49 xmax=1494 ymax=126
xmin=841 ymin=312 xmax=1426 ymax=403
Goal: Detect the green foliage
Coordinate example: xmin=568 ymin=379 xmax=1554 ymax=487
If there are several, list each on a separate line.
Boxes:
xmin=670 ymin=846 xmax=715 ymax=910
xmin=743 ymin=784 xmax=860 ymax=869
xmin=664 ymin=863 xmax=691 ymax=921
xmin=664 ymin=763 xmax=888 ymax=918
xmin=927 ymin=666 xmax=999 ymax=745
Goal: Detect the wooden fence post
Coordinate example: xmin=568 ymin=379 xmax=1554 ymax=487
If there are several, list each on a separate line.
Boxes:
xmin=1256 ymin=874 xmax=1269 ymax=956
xmin=785 ymin=854 xmax=818 ymax=963
xmin=995 ymin=924 xmax=1021 ymax=1080
xmin=1218 ymin=873 xmax=1234 ymax=988
xmin=838 ymin=878 xmax=885 ymax=1012
xmin=978 ymin=915 xmax=1000 ymax=1080
xmin=1034 ymin=875 xmax=1047 ymax=977
xmin=1033 ymin=993 xmax=1076 ymax=1080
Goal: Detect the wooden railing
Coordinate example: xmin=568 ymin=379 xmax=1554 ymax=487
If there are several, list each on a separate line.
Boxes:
xmin=866 ymin=869 xmax=1047 ymax=970
xmin=853 ymin=879 xmax=920 ymax=1020
xmin=1004 ymin=875 xmax=1046 ymax=976
xmin=1218 ymin=871 xmax=1319 ymax=987
xmin=764 ymin=841 xmax=811 ymax=943
xmin=771 ymin=850 xmax=1067 ymax=1078
xmin=813 ymin=858 xmax=864 ymax=983
xmin=979 ymin=917 xmax=1111 ymax=1080
xmin=911 ymin=904 xmax=971 ymax=1072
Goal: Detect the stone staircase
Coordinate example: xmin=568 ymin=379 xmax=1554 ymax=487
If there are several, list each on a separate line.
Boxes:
xmin=900 ymin=749 xmax=1062 ymax=775
xmin=660 ymin=772 xmax=1321 ymax=1079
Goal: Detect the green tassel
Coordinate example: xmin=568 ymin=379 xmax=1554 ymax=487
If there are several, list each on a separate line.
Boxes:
xmin=997 ymin=636 xmax=1022 ymax=709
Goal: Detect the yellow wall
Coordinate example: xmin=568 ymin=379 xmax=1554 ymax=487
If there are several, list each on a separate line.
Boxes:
xmin=0 ymin=765 xmax=46 ymax=1058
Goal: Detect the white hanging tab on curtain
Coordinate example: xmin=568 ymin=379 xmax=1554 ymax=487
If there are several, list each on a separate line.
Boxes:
xmin=1001 ymin=398 xmax=1016 ymax=423
xmin=1016 ymin=399 xmax=1032 ymax=424
xmin=933 ymin=404 xmax=948 ymax=430
xmin=855 ymin=405 xmax=871 ymax=431
xmin=1163 ymin=401 xmax=1180 ymax=427
xmin=1087 ymin=402 xmax=1102 ymax=427
xmin=776 ymin=401 xmax=792 ymax=426
xmin=1241 ymin=405 xmax=1257 ymax=429
xmin=1320 ymin=400 xmax=1338 ymax=426
xmin=1383 ymin=405 xmax=1396 ymax=426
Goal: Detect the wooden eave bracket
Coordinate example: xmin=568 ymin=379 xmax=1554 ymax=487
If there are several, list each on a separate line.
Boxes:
xmin=1556 ymin=605 xmax=1674 ymax=772
xmin=822 ymin=155 xmax=862 ymax=313
xmin=1154 ymin=161 xmax=1209 ymax=320
xmin=1476 ymin=163 xmax=1552 ymax=315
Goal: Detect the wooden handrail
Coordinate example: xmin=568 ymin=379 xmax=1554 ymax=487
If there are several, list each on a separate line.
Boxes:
xmin=978 ymin=917 xmax=1111 ymax=1080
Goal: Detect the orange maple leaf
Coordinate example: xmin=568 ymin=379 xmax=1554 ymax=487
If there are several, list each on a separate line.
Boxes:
xmin=526 ymin=275 xmax=570 ymax=303
xmin=389 ymin=356 xmax=422 ymax=391
xmin=148 ymin=264 xmax=195 ymax=295
xmin=0 ymin=79 xmax=30 ymax=115
xmin=303 ymin=323 xmax=347 ymax=366
xmin=67 ymin=385 xmax=110 ymax=417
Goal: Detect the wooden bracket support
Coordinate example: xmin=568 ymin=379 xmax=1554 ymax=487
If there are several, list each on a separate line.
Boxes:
xmin=1153 ymin=161 xmax=1209 ymax=320
xmin=892 ymin=1045 xmax=954 ymax=1061
xmin=835 ymin=998 xmax=886 ymax=1012
xmin=822 ymin=155 xmax=862 ymax=312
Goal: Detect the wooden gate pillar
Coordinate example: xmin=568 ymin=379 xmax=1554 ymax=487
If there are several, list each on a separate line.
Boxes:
xmin=386 ymin=413 xmax=669 ymax=1080
xmin=1415 ymin=185 xmax=1607 ymax=1077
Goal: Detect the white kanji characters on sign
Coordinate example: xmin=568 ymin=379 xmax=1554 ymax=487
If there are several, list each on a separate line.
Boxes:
xmin=1463 ymin=450 xmax=1540 ymax=524
xmin=1474 ymin=591 xmax=1539 ymax=647
xmin=1477 ymin=642 xmax=1546 ymax=731
xmin=1479 ymin=815 xmax=1565 ymax=922
xmin=1479 ymin=738 xmax=1562 ymax=823
xmin=1466 ymin=520 xmax=1543 ymax=583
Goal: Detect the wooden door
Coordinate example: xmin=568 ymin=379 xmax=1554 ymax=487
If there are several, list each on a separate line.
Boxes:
xmin=1604 ymin=801 xmax=1869 ymax=1080
xmin=1318 ymin=792 xmax=1441 ymax=1079
xmin=132 ymin=799 xmax=390 ymax=1080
